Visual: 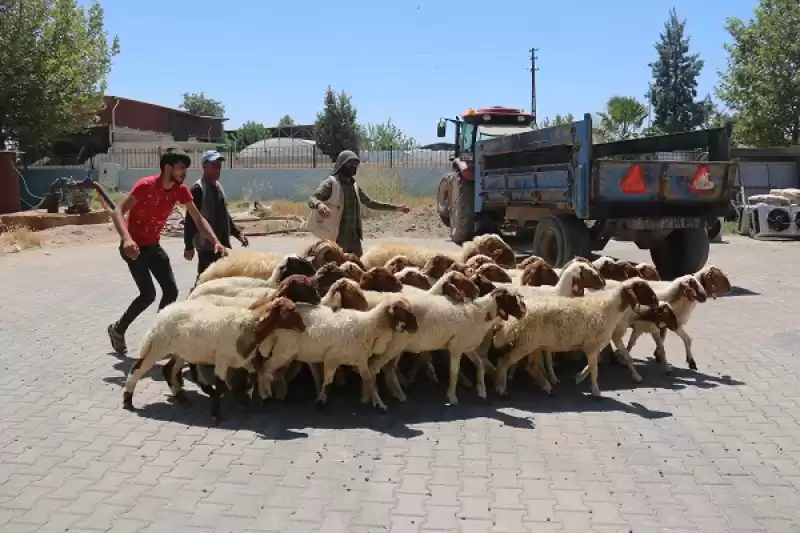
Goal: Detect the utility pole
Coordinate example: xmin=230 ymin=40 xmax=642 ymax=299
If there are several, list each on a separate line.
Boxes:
xmin=529 ymin=48 xmax=538 ymax=124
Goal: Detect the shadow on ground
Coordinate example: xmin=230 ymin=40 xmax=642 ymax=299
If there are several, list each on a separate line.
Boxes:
xmin=103 ymin=350 xmax=745 ymax=440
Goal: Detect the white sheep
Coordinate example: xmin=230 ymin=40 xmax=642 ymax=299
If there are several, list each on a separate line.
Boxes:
xmin=122 ymin=297 xmax=305 ymax=423
xmin=492 ymin=278 xmax=659 ymax=397
xmin=255 ymin=297 xmax=419 ymax=411
xmin=194 ymin=252 xmax=316 ymax=287
xmin=625 ymin=265 xmax=730 ymax=372
xmin=365 ymin=285 xmax=526 ymax=405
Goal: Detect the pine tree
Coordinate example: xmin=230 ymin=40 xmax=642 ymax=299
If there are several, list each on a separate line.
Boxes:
xmin=314 ymin=87 xmax=360 ymax=161
xmin=647 ymin=8 xmax=708 ymax=133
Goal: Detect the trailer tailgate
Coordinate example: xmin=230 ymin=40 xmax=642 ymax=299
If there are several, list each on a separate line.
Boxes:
xmin=594 ymin=160 xmax=733 ymax=204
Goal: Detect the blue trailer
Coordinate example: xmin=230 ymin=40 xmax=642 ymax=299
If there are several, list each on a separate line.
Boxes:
xmin=435 ymin=109 xmax=735 ymax=279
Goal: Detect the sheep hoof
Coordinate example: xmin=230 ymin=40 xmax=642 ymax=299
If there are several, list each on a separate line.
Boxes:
xmin=172 ymin=390 xmax=191 ymax=406
xmin=687 ymin=359 xmax=698 ymax=371
xmin=447 ymin=394 xmax=459 ymax=406
xmin=477 ymin=385 xmax=487 ymax=400
xmin=374 ymin=402 xmax=388 ymax=414
xmin=122 ymin=392 xmax=134 ymax=410
xmin=631 ymin=372 xmax=643 ymax=384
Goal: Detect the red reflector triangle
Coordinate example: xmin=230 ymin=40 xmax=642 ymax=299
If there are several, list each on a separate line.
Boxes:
xmin=620 ymin=165 xmax=646 ymax=194
xmin=690 ymin=165 xmax=715 ymax=193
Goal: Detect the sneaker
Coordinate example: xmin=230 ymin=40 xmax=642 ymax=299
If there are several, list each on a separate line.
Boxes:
xmin=107 ymin=323 xmax=127 ymax=354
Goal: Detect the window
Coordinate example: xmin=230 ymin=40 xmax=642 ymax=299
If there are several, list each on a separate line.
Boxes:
xmin=460 ymin=123 xmax=475 ymax=153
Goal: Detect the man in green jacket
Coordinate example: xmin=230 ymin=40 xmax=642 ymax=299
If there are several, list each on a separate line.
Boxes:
xmin=308 ymin=150 xmax=409 ymax=255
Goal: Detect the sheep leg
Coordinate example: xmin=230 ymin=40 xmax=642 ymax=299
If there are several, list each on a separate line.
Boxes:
xmin=355 ymin=364 xmax=387 ymax=412
xmin=315 ymin=362 xmax=338 ymax=407
xmin=625 ymin=329 xmax=644 ymax=354
xmin=543 ymin=350 xmax=559 ymax=385
xmin=494 ymin=344 xmax=529 ymax=396
xmin=523 ymin=349 xmax=553 ymax=394
xmin=507 ymin=360 xmax=521 ymax=381
xmin=369 ymin=349 xmax=406 ymax=403
xmin=258 ymin=356 xmax=296 ymax=400
xmin=424 ymin=356 xmax=440 ymax=384
xmin=446 ymin=351 xmax=464 ymax=405
xmin=464 ymin=351 xmax=487 ymax=399
xmin=308 ymin=363 xmax=324 ymax=395
xmin=576 ymin=349 xmax=603 ymax=397
xmin=459 ymin=371 xmax=473 ymax=389
xmin=210 ymin=376 xmax=225 ymax=425
xmin=673 ymin=327 xmax=696 ymax=370
xmin=163 ymin=357 xmax=191 ymax=405
xmin=123 ymin=356 xmax=160 ymax=410
xmin=650 ymin=331 xmax=673 ymax=373
xmin=611 ymin=332 xmax=643 ymax=383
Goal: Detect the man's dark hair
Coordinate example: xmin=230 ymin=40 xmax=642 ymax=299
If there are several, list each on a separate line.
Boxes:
xmin=159 ymin=148 xmax=191 ymax=171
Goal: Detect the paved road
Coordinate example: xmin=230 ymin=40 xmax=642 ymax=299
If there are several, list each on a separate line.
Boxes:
xmin=1 ymin=234 xmax=800 ymax=532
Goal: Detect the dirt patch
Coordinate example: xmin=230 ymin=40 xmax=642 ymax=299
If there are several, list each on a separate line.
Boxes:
xmin=0 ymin=202 xmax=450 ymax=255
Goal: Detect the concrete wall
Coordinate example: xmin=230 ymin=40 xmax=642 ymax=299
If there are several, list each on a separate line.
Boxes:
xmin=18 ymin=166 xmax=445 ymax=209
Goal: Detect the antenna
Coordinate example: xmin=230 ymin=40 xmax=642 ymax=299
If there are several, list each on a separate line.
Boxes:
xmin=529 ymin=48 xmax=538 ymax=123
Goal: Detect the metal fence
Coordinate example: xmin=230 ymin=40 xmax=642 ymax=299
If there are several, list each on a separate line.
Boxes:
xmin=31 ymin=147 xmax=455 ymax=169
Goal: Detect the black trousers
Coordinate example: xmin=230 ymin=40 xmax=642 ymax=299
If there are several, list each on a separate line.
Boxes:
xmin=197 ymin=249 xmax=224 ymax=277
xmin=116 ymin=244 xmax=178 ymax=334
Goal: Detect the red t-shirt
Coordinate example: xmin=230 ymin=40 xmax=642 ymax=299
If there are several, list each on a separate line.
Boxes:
xmin=126 ymin=175 xmax=193 ymax=246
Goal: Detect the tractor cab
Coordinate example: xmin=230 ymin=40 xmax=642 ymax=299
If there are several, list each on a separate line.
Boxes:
xmin=437 ymin=107 xmax=536 ymax=165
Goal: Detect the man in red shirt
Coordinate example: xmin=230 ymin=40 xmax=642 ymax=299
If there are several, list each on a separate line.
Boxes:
xmin=106 ymin=149 xmax=227 ymax=354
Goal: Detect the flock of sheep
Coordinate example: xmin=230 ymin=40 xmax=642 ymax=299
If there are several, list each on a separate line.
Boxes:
xmin=121 ymin=234 xmax=732 ymax=423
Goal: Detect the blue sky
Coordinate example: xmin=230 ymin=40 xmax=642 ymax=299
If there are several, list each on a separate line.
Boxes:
xmin=99 ymin=0 xmax=757 ymax=144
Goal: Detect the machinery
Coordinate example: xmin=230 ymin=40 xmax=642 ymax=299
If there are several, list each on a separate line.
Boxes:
xmin=37 ymin=173 xmax=118 ymax=214
xmin=436 ymin=111 xmax=735 ymax=279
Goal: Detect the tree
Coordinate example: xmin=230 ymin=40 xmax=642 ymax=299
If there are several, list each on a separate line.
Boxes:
xmin=538 ymin=113 xmax=574 ymax=128
xmin=228 ymin=121 xmax=269 ymax=150
xmin=278 ymin=114 xmax=295 ymax=127
xmin=360 ymin=119 xmax=416 ymax=150
xmin=314 ymin=86 xmax=360 ymax=161
xmin=648 ymin=9 xmax=709 ymax=133
xmin=180 ymin=92 xmax=225 ymax=117
xmin=595 ymin=96 xmax=648 ymax=141
xmin=0 ymin=0 xmax=119 ymax=151
xmin=717 ymin=0 xmax=800 ymax=146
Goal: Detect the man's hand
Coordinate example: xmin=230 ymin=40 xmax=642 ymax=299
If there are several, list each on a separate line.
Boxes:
xmin=316 ymin=203 xmax=331 ymax=218
xmin=238 ymin=235 xmax=250 ymax=247
xmin=396 ymin=204 xmax=410 ymax=214
xmin=184 ymin=249 xmax=195 ymax=261
xmin=214 ymin=242 xmax=229 ymax=256
xmin=122 ymin=238 xmax=140 ymax=260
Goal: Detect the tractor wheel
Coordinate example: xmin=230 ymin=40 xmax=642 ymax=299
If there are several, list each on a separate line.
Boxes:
xmin=436 ymin=173 xmax=454 ymax=227
xmin=649 ymin=228 xmax=710 ymax=280
xmin=449 ymin=175 xmax=475 ymax=245
xmin=532 ymin=215 xmax=591 ymax=268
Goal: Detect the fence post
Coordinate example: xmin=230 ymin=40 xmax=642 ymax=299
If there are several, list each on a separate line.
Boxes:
xmin=312 ymin=150 xmax=316 ymax=169
xmin=389 ymin=147 xmax=393 ymax=169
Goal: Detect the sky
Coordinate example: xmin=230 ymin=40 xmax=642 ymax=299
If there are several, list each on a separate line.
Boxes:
xmin=98 ymin=0 xmax=758 ymax=145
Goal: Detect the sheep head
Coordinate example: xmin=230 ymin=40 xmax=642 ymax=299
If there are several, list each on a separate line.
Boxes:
xmin=490 ymin=288 xmax=526 ymax=320
xmin=520 ymin=259 xmax=559 ymax=287
xmin=304 ymin=240 xmax=347 ymax=269
xmin=274 ymin=274 xmax=321 ymax=305
xmin=324 ymin=278 xmax=369 ymax=311
xmin=275 ymin=254 xmax=316 ymax=283
xmin=384 ymin=255 xmax=414 ymax=275
xmin=686 ymin=277 xmax=708 ymax=303
xmin=635 ymin=263 xmax=661 ymax=281
xmin=385 ymin=298 xmax=419 ymax=333
xmin=595 ymin=260 xmax=628 ymax=282
xmin=475 ymin=234 xmax=516 ymax=268
xmin=238 ymin=297 xmax=306 ymax=358
xmin=465 ymin=254 xmax=496 ymax=269
xmin=469 ymin=273 xmax=497 ymax=297
xmin=636 ymin=302 xmax=679 ymax=331
xmin=360 ymin=267 xmax=404 ymax=292
xmin=573 ymin=264 xmax=606 ymax=295
xmin=447 ymin=262 xmax=473 ymax=277
xmin=616 ymin=260 xmax=640 ymax=279
xmin=474 ymin=262 xmax=512 ymax=283
xmin=697 ymin=265 xmax=731 ymax=299
xmin=396 ymin=268 xmax=432 ymax=290
xmin=339 ymin=261 xmax=365 ymax=282
xmin=313 ymin=263 xmax=348 ymax=295
xmin=619 ymin=279 xmax=659 ymax=310
xmin=517 ymin=254 xmax=545 ymax=270
xmin=421 ymin=254 xmax=456 ymax=279
xmin=342 ymin=253 xmax=366 ymax=270
xmin=443 ymin=271 xmax=480 ymax=300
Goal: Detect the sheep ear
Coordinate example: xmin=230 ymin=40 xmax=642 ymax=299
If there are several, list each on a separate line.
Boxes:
xmin=328 ymin=289 xmax=343 ymax=310
xmin=442 ymin=282 xmax=465 ymax=302
xmin=236 ymin=325 xmax=259 ymax=359
xmin=620 ymin=287 xmax=637 ymax=310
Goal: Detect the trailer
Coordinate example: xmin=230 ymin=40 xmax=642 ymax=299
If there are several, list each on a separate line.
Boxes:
xmin=436 ymin=110 xmax=735 ymax=279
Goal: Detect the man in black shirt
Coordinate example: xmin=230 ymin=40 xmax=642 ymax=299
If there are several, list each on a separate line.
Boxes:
xmin=183 ymin=150 xmax=249 ymax=276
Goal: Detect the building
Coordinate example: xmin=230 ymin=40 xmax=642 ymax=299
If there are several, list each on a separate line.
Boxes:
xmin=28 ymin=96 xmax=228 ymax=166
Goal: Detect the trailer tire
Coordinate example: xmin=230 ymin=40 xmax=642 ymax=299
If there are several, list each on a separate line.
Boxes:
xmin=532 ymin=215 xmax=591 ymax=268
xmin=449 ymin=176 xmax=475 ymax=244
xmin=707 ymin=218 xmax=722 ymax=241
xmin=649 ymin=227 xmax=710 ymax=281
xmin=436 ymin=174 xmax=454 ymax=227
